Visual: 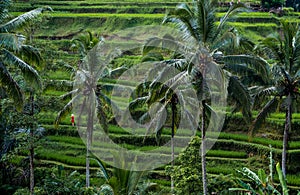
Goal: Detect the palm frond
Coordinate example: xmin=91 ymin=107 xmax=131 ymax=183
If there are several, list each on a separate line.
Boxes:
xmin=162 ymin=33 xmax=178 ymax=51
xmin=195 ymin=0 xmax=217 ymax=43
xmin=43 ymin=79 xmax=73 ymax=91
xmin=183 ymin=109 xmax=199 ymax=133
xmin=138 ymin=112 xmax=150 ymax=125
xmin=271 ymin=64 xmax=284 ymax=82
xmin=18 ymin=45 xmax=43 ymax=66
xmin=99 ymin=91 xmax=121 ymax=117
xmin=203 ymin=102 xmax=218 ymax=130
xmin=54 ymin=94 xmax=79 ymax=128
xmin=250 ymin=97 xmax=279 ymax=136
xmin=229 ymin=187 xmax=252 ymax=193
xmin=59 ymin=89 xmax=79 ymax=100
xmin=292 ymin=43 xmax=300 ymax=72
xmin=279 ymin=66 xmax=292 ymax=84
xmin=163 ymin=3 xmax=199 ymax=42
xmin=129 ymin=96 xmax=148 ymax=111
xmin=281 ymin=21 xmax=298 ymax=71
xmin=107 ymin=66 xmax=128 ymax=78
xmin=228 ymin=76 xmax=252 ymax=122
xmin=224 ymin=63 xmax=256 ymax=77
xmin=0 ymin=0 xmax=11 ymax=21
xmin=1 ymin=49 xmax=42 ymax=89
xmin=214 ymin=3 xmax=247 ymax=42
xmin=142 ymin=103 xmax=167 ymax=144
xmin=0 ymin=33 xmax=25 ymax=51
xmin=60 ymin=63 xmax=76 ymax=74
xmin=214 ymin=29 xmax=255 ymax=55
xmin=164 ymin=59 xmax=188 ymax=71
xmin=257 ymin=169 xmax=267 ymax=184
xmin=251 ymin=86 xmax=277 ymax=107
xmin=142 ymin=37 xmax=162 ymax=56
xmin=191 ymin=67 xmax=210 ymax=101
xmin=141 ymin=52 xmax=164 ymax=62
xmin=0 ymin=62 xmax=23 ymax=110
xmin=97 ymin=96 xmax=108 ymax=133
xmin=89 ymin=157 xmax=110 ymax=181
xmin=223 ymin=55 xmax=270 ymax=84
xmin=154 ymin=104 xmax=167 ymax=145
xmin=0 ymin=7 xmax=52 ymax=33
xmin=212 ymin=30 xmax=236 ymax=52
xmin=293 ymin=69 xmax=300 ymax=80
xmin=238 ymin=36 xmax=255 ymax=52
xmin=147 ymin=66 xmax=176 ymax=104
xmin=164 ymin=71 xmax=188 ymax=93
xmin=258 ymin=35 xmax=283 ymax=63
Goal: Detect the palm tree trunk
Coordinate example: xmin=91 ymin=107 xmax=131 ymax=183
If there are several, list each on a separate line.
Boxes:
xmin=171 ymin=97 xmax=176 ymax=194
xmin=86 ymin=108 xmax=93 ymax=187
xmin=201 ymin=100 xmax=208 ymax=195
xmin=29 ymin=92 xmax=34 ymax=195
xmin=29 ymin=142 xmax=34 ymax=195
xmin=86 ymin=141 xmax=90 ymax=187
xmin=85 ymin=122 xmax=91 ymax=188
xmin=282 ymin=93 xmax=292 ymax=178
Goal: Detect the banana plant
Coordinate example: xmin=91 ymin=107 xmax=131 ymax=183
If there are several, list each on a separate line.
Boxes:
xmin=230 ymin=147 xmax=290 ymax=195
xmin=91 ymin=154 xmax=158 ymax=195
xmin=230 ymin=167 xmax=281 ymax=195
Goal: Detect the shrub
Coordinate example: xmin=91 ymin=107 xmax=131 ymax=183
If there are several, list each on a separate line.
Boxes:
xmin=165 ymin=136 xmax=202 ymax=195
xmin=261 ymin=0 xmax=285 ymax=8
xmin=44 ymin=125 xmax=79 ymax=136
xmin=208 ymin=174 xmax=238 ymax=194
xmin=36 ymin=96 xmax=66 ymax=112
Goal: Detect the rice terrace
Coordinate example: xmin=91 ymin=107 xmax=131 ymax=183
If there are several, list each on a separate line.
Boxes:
xmin=1 ymin=0 xmax=300 ymax=194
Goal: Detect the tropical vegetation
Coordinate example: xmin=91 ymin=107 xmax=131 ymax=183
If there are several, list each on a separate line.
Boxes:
xmin=1 ymin=0 xmax=300 ymax=194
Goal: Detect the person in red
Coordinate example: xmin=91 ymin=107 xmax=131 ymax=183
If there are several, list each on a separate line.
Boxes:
xmin=71 ymin=114 xmax=75 ymax=126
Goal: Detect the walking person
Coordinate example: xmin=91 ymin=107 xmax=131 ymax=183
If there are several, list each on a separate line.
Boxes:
xmin=71 ymin=114 xmax=75 ymax=126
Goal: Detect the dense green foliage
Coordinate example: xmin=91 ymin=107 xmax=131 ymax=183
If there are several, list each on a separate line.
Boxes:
xmin=1 ymin=0 xmax=300 ymax=194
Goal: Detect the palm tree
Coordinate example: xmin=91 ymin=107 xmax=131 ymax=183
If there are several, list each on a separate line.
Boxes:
xmin=70 ymin=31 xmax=101 ymax=58
xmin=55 ymin=32 xmax=101 ymax=188
xmin=224 ymin=19 xmax=300 ymax=178
xmin=129 ymin=57 xmax=200 ymax=193
xmin=253 ymin=20 xmax=299 ymax=178
xmin=0 ymin=2 xmax=51 ymax=194
xmin=162 ymin=0 xmax=249 ymax=193
xmin=55 ymin=32 xmax=124 ymax=187
xmin=0 ymin=0 xmax=51 ymax=110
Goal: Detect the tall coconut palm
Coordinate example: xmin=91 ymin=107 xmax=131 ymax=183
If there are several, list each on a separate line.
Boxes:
xmin=162 ymin=0 xmax=250 ymax=193
xmin=55 ymin=32 xmax=124 ymax=187
xmin=0 ymin=0 xmax=51 ymax=110
xmin=257 ymin=20 xmax=298 ymax=178
xmin=129 ymin=57 xmax=200 ymax=194
xmin=224 ymin=19 xmax=300 ymax=178
xmin=55 ymin=32 xmax=102 ymax=187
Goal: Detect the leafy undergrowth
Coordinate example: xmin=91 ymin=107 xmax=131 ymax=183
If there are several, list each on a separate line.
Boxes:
xmin=27 ymin=127 xmax=300 ymax=187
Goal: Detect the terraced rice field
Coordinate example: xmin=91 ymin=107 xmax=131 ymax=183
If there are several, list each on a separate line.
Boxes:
xmin=8 ymin=0 xmax=300 ymax=193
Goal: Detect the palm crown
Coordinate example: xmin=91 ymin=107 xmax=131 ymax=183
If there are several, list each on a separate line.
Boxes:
xmin=0 ymin=0 xmax=51 ymax=109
